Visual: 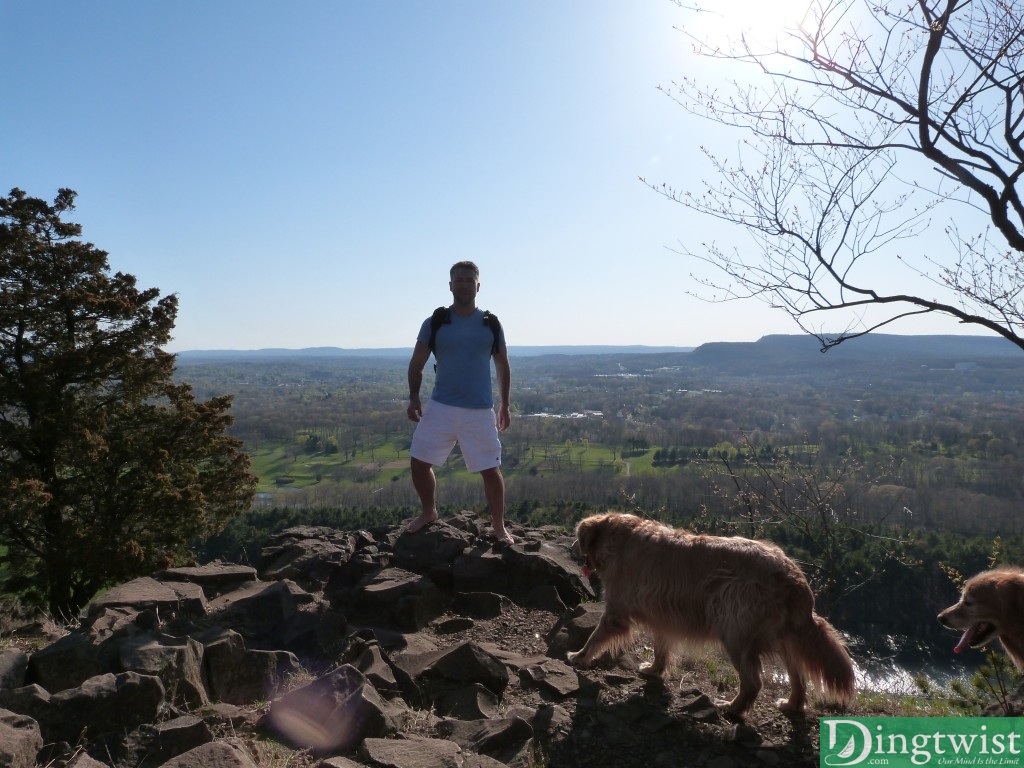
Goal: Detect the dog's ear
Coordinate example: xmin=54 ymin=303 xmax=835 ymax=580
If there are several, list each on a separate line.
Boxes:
xmin=576 ymin=515 xmax=608 ymax=569
xmin=575 ymin=518 xmax=594 ymax=554
xmin=1003 ymin=571 xmax=1024 ymax=617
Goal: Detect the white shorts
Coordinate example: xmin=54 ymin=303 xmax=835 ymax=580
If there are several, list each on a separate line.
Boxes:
xmin=410 ymin=400 xmax=502 ymax=473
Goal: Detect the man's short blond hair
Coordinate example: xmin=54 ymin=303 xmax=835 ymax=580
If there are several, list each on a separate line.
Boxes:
xmin=450 ymin=261 xmax=479 ymax=279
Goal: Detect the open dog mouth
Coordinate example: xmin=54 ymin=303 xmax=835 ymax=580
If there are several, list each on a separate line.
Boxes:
xmin=581 ymin=556 xmax=595 ymax=579
xmin=578 ymin=554 xmax=596 ymax=580
xmin=570 ymin=539 xmax=596 ymax=579
xmin=954 ymin=622 xmax=997 ymax=654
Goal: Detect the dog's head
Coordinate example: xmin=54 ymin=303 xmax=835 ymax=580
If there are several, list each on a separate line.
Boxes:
xmin=572 ymin=512 xmax=643 ymax=577
xmin=938 ymin=568 xmax=1024 ymax=654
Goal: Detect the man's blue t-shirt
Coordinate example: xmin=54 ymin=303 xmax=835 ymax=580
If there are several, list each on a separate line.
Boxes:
xmin=417 ymin=308 xmax=505 ymax=409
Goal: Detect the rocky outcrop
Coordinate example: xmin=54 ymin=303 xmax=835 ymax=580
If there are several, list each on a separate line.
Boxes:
xmin=0 ymin=511 xmax=822 ymax=768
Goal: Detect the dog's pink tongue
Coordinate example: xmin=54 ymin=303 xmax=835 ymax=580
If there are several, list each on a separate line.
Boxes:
xmin=581 ymin=565 xmax=591 ymax=579
xmin=954 ymin=631 xmax=971 ymax=654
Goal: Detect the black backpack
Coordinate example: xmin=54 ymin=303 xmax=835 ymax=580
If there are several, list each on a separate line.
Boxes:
xmin=428 ymin=306 xmax=502 ymax=357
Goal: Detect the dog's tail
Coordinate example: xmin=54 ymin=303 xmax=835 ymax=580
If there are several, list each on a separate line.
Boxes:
xmin=788 ymin=614 xmax=856 ymax=706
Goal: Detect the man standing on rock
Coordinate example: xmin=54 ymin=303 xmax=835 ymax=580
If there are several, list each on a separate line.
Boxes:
xmin=405 ymin=261 xmax=514 ymax=545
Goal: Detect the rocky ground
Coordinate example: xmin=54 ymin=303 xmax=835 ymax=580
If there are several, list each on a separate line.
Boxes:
xmin=191 ymin=598 xmax=833 ymax=768
xmin=396 ymin=601 xmax=829 ymax=768
xmin=0 ymin=515 xmax=928 ymax=768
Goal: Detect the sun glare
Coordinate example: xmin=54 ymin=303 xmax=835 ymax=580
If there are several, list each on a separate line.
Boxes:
xmin=687 ymin=0 xmax=819 ymax=51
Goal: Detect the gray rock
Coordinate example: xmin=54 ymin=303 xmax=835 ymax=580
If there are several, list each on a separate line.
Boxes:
xmin=154 ymin=739 xmax=259 ymax=768
xmin=118 ymin=632 xmax=208 ymax=708
xmin=26 ymin=632 xmax=102 ymax=693
xmin=264 ymin=665 xmax=397 ymax=752
xmin=353 ymin=567 xmax=445 ymax=631
xmin=451 ymin=591 xmax=512 ymax=619
xmin=86 ymin=605 xmax=156 ymax=642
xmin=204 ymin=579 xmax=317 ymax=649
xmin=257 ymin=530 xmax=355 ymax=591
xmin=392 ymin=523 xmax=474 ymax=574
xmin=108 ymin=714 xmax=213 ymax=768
xmin=199 ymin=627 xmax=300 ymax=705
xmin=0 ymin=685 xmax=49 ymax=733
xmin=320 ymin=757 xmax=364 ymax=768
xmin=434 ymin=683 xmax=498 ymax=719
xmin=0 ymin=649 xmax=28 ymax=691
xmin=520 ymin=658 xmax=581 ymax=697
xmin=497 ymin=541 xmax=593 ymax=608
xmin=505 ymin=702 xmax=572 ymax=737
xmin=0 ymin=708 xmax=42 ymax=768
xmin=46 ymin=672 xmax=165 ymax=746
xmin=392 ymin=642 xmax=510 ymax=701
xmin=67 ymin=752 xmax=109 ymax=767
xmin=361 ymin=735 xmax=463 ymax=768
xmin=350 ymin=642 xmax=400 ymax=695
xmin=157 ymin=562 xmax=258 ymax=594
xmin=87 ymin=577 xmax=203 ymax=620
xmin=438 ymin=715 xmax=534 ymax=762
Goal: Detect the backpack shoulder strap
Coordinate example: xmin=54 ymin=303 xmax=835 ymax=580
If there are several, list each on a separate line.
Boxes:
xmin=428 ymin=306 xmax=450 ymax=352
xmin=482 ymin=310 xmax=501 ymax=356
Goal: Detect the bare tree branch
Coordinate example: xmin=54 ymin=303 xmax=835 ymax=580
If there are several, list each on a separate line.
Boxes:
xmin=651 ymin=0 xmax=1024 ymax=351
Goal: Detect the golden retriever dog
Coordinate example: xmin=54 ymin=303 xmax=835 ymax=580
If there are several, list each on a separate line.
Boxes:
xmin=937 ymin=567 xmax=1024 ymax=670
xmin=566 ymin=512 xmax=855 ymax=718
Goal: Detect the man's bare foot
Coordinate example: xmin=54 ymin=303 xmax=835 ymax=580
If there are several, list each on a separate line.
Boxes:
xmin=492 ymin=528 xmax=515 ymax=546
xmin=406 ymin=511 xmax=437 ymax=534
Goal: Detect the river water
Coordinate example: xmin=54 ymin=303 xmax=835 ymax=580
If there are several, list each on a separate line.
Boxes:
xmin=846 ymin=631 xmax=971 ymax=696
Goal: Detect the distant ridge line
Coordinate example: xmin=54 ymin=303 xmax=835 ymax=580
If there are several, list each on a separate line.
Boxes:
xmin=172 ymin=334 xmax=1021 ymax=363
xmin=174 ymin=344 xmax=697 ymax=360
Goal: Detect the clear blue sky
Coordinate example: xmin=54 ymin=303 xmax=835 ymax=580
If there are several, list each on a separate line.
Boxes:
xmin=2 ymin=1 xmax=972 ymax=352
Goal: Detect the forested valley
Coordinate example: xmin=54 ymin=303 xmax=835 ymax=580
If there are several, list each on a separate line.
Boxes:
xmin=179 ymin=334 xmax=1024 ymax=680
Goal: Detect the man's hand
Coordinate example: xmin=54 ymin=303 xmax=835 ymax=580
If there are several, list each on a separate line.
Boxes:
xmin=407 ymin=342 xmax=430 ymax=422
xmin=497 ymin=403 xmax=511 ymax=432
xmin=407 ymin=396 xmax=423 ymax=422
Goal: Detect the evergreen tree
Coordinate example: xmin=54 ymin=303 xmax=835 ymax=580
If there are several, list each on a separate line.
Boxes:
xmin=0 ymin=188 xmax=256 ymax=615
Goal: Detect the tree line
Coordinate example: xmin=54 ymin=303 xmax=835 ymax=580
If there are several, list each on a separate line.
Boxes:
xmin=186 ymin=348 xmax=1024 ymax=537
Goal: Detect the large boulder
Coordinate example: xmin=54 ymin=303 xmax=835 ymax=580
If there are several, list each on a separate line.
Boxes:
xmin=87 ymin=577 xmax=207 ymax=621
xmin=26 ymin=632 xmax=103 ymax=693
xmin=257 ymin=527 xmax=358 ymax=592
xmin=0 ymin=708 xmax=42 ymax=768
xmin=199 ymin=627 xmax=301 ymax=705
xmin=263 ymin=665 xmax=399 ymax=752
xmin=155 ymin=739 xmax=259 ymax=768
xmin=0 ymin=649 xmax=29 ymax=692
xmin=44 ymin=671 xmax=164 ymax=745
xmin=118 ymin=632 xmax=207 ymax=708
xmin=352 ymin=567 xmax=446 ymax=631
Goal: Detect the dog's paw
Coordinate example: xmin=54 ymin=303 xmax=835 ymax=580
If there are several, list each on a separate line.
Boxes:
xmin=638 ymin=661 xmax=665 ymax=679
xmin=722 ymin=706 xmax=747 ymax=721
xmin=716 ymin=696 xmax=741 ymax=716
xmin=566 ymin=650 xmax=584 ymax=665
xmin=776 ymin=698 xmax=807 ymax=715
xmin=716 ymin=698 xmax=749 ymax=720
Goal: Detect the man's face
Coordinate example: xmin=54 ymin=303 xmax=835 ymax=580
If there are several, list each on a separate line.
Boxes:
xmin=449 ymin=269 xmax=480 ymax=303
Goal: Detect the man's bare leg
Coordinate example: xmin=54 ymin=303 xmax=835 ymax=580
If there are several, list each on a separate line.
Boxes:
xmin=408 ymin=457 xmax=438 ymax=533
xmin=481 ymin=466 xmax=512 ymax=544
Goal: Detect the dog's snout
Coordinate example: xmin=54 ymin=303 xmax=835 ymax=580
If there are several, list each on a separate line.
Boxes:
xmin=570 ymin=539 xmax=582 ymax=559
xmin=937 ymin=599 xmax=967 ymax=628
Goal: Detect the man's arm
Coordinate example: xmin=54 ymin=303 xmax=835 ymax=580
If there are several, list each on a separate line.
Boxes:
xmin=492 ymin=345 xmax=512 ymax=432
xmin=407 ymin=341 xmax=432 ymax=422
